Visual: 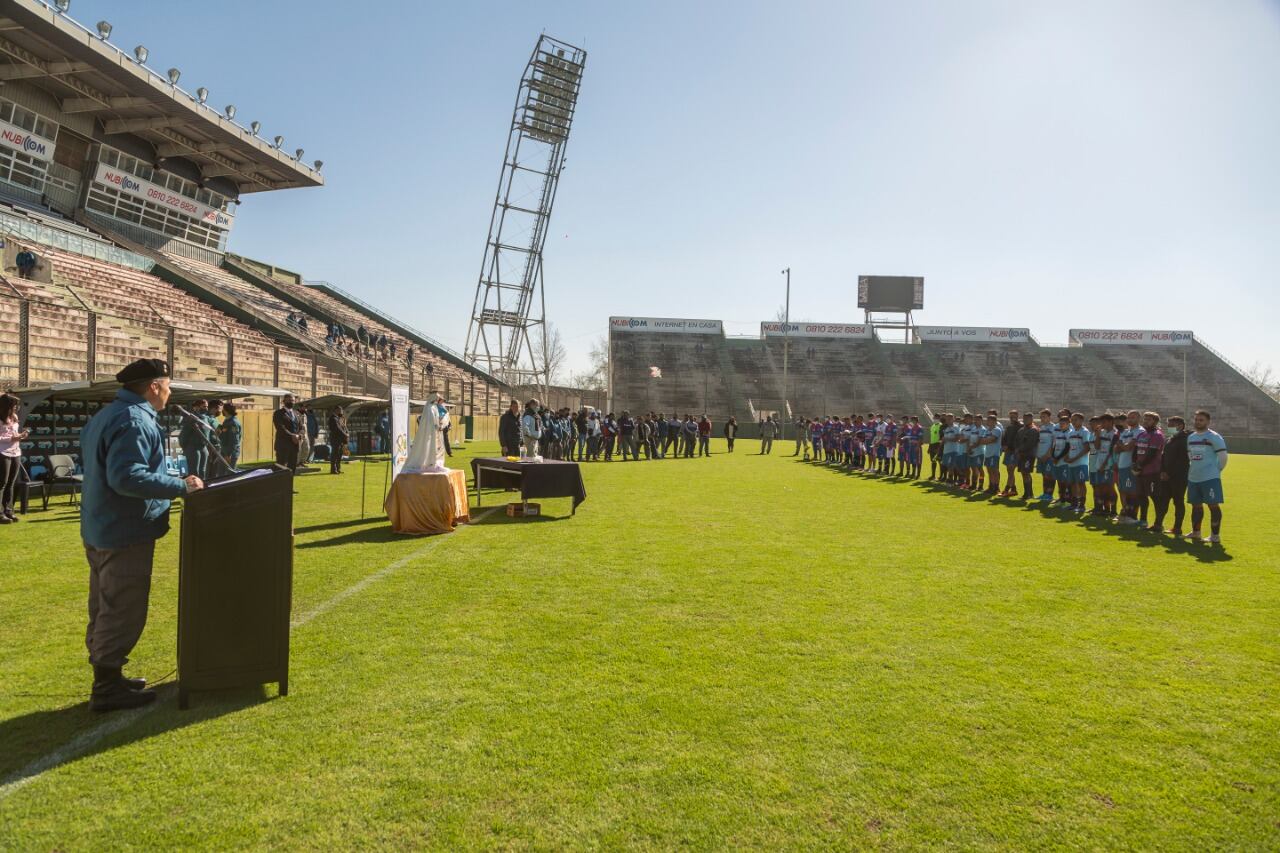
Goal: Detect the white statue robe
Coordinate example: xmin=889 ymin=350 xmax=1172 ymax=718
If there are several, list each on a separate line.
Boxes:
xmin=401 ymin=404 xmax=448 ymax=473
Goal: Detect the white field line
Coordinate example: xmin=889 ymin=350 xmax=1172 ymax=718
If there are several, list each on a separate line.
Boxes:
xmin=0 ymin=508 xmax=495 ymax=802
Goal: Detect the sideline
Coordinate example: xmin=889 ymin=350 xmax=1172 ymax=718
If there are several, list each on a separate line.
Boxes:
xmin=0 ymin=508 xmax=495 ymax=802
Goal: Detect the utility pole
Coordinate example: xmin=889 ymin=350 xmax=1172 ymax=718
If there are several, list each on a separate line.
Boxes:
xmin=781 ymin=267 xmax=790 ymax=439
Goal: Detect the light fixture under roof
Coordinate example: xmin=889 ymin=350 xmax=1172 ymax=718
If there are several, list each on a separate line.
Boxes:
xmin=196 ymin=87 xmax=208 ymax=104
xmin=166 ymin=67 xmax=180 ymax=85
xmin=95 ymin=20 xmax=111 ymax=40
xmin=133 ymin=45 xmax=148 ymax=64
xmin=224 ymin=104 xmax=236 ymax=120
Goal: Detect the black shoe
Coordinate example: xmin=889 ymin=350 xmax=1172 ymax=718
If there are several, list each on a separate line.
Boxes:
xmin=90 ymin=666 xmax=156 ymax=712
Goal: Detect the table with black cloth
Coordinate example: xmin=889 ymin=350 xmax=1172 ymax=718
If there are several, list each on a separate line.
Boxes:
xmin=470 ymin=458 xmax=586 ymax=515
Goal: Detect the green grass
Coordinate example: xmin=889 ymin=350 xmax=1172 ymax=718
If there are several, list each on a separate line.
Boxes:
xmin=1 ymin=440 xmax=1277 ymax=850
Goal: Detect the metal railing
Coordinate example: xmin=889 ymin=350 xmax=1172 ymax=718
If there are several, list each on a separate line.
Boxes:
xmin=1 ymin=207 xmax=155 ymax=272
xmin=304 ymin=280 xmax=473 ymax=366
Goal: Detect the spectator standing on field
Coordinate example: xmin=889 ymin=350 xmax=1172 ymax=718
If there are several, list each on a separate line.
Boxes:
xmin=698 ymin=414 xmax=712 ymax=457
xmin=0 ymin=392 xmax=29 ymax=523
xmin=328 ymin=406 xmax=349 ymax=474
xmin=760 ymin=415 xmax=778 ymax=454
xmin=724 ymin=416 xmax=738 ymax=453
xmin=499 ymin=399 xmax=521 ymax=457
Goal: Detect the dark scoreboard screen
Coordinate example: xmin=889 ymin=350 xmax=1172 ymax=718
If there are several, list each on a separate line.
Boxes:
xmin=857 ymin=276 xmax=924 ymax=311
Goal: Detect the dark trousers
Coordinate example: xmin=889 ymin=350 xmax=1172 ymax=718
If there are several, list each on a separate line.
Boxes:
xmin=183 ymin=446 xmax=208 ymax=480
xmin=0 ymin=454 xmax=19 ymax=514
xmin=726 ymin=435 xmax=735 ymax=452
xmin=683 ymin=435 xmax=695 ymax=457
xmin=761 ymin=437 xmax=773 ymax=454
xmin=276 ymin=442 xmax=299 ymax=471
xmin=330 ymin=445 xmax=344 ymax=473
xmin=85 ymin=540 xmax=156 ymax=668
xmin=698 ymin=435 xmax=710 ymax=456
xmin=1153 ymin=477 xmax=1187 ymax=530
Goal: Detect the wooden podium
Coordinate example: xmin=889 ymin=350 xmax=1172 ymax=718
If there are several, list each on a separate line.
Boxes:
xmin=177 ymin=467 xmax=293 ymax=709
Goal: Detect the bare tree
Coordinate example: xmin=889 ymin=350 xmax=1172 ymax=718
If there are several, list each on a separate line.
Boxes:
xmin=1244 ymin=362 xmax=1280 ymax=402
xmin=538 ymin=323 xmax=568 ymax=389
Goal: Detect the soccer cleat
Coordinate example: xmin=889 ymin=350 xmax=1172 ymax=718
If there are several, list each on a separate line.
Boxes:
xmin=1183 ymin=531 xmax=1203 ymax=542
xmin=1207 ymin=534 xmax=1221 ymax=544
xmin=1166 ymin=529 xmax=1182 ymax=536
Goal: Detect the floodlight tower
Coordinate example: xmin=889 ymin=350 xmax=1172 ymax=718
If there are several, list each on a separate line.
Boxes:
xmin=465 ymin=35 xmax=586 ymax=389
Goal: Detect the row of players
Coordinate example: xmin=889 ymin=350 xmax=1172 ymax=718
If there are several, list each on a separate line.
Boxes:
xmin=801 ymin=408 xmax=1229 ymax=543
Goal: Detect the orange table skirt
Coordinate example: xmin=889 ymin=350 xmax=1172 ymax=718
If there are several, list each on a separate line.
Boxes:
xmin=384 ymin=469 xmax=471 ymax=535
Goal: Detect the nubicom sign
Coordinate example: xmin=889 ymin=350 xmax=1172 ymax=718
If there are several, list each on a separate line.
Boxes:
xmin=760 ymin=322 xmax=873 ymax=338
xmin=1069 ymin=329 xmax=1193 ymax=347
xmin=917 ymin=326 xmax=1031 ymax=342
xmin=0 ymin=119 xmax=55 ymax=162
xmin=609 ymin=317 xmax=723 ymax=334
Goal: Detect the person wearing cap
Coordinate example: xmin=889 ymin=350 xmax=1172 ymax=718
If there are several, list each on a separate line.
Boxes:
xmin=79 ymin=358 xmax=204 ymax=713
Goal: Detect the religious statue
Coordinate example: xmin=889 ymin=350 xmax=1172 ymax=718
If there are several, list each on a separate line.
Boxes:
xmin=401 ymin=396 xmax=448 ymax=473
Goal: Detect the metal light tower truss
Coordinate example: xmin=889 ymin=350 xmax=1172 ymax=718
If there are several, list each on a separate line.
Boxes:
xmin=465 ymin=35 xmax=586 ymax=387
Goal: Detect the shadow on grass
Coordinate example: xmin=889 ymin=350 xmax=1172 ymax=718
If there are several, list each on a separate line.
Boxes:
xmin=294 ymin=517 xmax=381 ymax=535
xmin=0 ymin=683 xmax=271 ymax=788
xmin=296 ymin=524 xmax=402 ymax=548
xmin=803 ymin=461 xmax=1234 ymax=563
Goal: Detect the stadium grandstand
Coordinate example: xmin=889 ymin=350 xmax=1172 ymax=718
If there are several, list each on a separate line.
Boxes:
xmin=0 ymin=0 xmax=505 ymax=474
xmin=607 ymin=318 xmax=1280 ymax=452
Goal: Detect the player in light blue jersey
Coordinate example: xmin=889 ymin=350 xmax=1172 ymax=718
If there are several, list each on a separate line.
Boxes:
xmin=1034 ymin=409 xmax=1056 ymax=500
xmin=960 ymin=414 xmax=981 ymax=489
xmin=1185 ymin=410 xmax=1228 ymax=543
xmin=981 ymin=413 xmax=1003 ymax=495
xmin=1090 ymin=413 xmax=1119 ymax=517
xmin=1115 ymin=410 xmax=1146 ymax=524
xmin=1049 ymin=411 xmax=1073 ymax=505
xmin=1062 ymin=412 xmax=1092 ymax=513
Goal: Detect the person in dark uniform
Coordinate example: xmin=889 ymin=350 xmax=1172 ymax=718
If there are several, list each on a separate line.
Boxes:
xmin=273 ymin=393 xmax=302 ymax=471
xmin=80 ymin=358 xmax=203 ymax=712
xmin=327 ymin=406 xmax=349 ymax=474
xmin=498 ymin=399 xmax=521 ymax=457
xmin=178 ymin=398 xmax=211 ymax=479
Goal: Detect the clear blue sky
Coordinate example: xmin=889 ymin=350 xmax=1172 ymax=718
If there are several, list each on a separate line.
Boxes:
xmin=66 ymin=1 xmax=1280 ymax=375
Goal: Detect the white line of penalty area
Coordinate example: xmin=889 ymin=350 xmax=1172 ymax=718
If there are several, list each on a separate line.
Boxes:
xmin=0 ymin=507 xmax=497 ymax=802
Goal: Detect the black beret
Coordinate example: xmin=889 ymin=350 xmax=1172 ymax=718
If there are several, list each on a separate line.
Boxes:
xmin=115 ymin=358 xmax=170 ymax=384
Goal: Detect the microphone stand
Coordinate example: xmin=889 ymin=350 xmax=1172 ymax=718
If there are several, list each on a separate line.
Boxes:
xmin=171 ymin=405 xmax=241 ymax=479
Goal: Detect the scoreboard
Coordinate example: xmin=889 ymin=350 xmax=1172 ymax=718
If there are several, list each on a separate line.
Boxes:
xmin=857 ymin=276 xmax=924 ymax=312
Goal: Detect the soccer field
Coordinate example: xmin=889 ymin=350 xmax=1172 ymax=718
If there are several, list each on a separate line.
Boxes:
xmin=2 ymin=440 xmax=1277 ymax=849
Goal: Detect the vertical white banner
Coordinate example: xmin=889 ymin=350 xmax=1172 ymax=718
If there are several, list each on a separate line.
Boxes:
xmin=390 ymin=384 xmax=410 ymax=479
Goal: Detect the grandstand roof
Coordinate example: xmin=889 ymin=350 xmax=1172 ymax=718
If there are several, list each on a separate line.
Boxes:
xmin=0 ymin=0 xmax=322 ymax=194
xmin=13 ymin=378 xmax=289 ymax=405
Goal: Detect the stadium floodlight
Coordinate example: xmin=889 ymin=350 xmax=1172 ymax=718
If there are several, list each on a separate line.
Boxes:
xmin=133 ymin=45 xmax=148 ymax=64
xmin=95 ymin=20 xmax=111 ymax=40
xmin=273 ymin=135 xmax=284 ymax=149
xmin=166 ymin=67 xmax=180 ymax=85
xmin=54 ymin=0 xmax=70 ymax=13
xmin=313 ymin=160 xmax=323 ymax=172
xmin=196 ymin=87 xmax=208 ymax=104
xmin=224 ymin=104 xmax=236 ymax=120
xmin=294 ymin=148 xmax=304 ymax=160
xmin=249 ymin=120 xmax=261 ymax=136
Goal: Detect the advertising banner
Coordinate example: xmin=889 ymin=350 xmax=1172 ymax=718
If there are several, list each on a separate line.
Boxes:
xmin=1069 ymin=329 xmax=1193 ymax=347
xmin=760 ymin=322 xmax=873 ymax=339
xmin=389 ymin=384 xmax=410 ymax=479
xmin=916 ymin=326 xmax=1031 ymax=342
xmin=93 ymin=163 xmax=235 ymax=230
xmin=609 ymin=316 xmax=723 ymax=334
xmin=0 ymin=119 xmax=55 ymax=162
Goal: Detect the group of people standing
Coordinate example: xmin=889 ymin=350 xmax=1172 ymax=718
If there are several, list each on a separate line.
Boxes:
xmin=176 ymin=398 xmax=242 ymax=479
xmin=499 ymin=401 xmax=739 ymax=461
xmin=797 ymin=406 xmax=1230 ymax=544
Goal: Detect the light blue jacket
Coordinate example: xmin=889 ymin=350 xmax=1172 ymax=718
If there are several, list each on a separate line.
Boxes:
xmin=80 ymin=389 xmax=187 ymax=549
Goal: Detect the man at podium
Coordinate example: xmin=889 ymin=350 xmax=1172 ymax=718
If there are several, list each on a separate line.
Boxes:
xmin=79 ymin=358 xmax=204 ymax=713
